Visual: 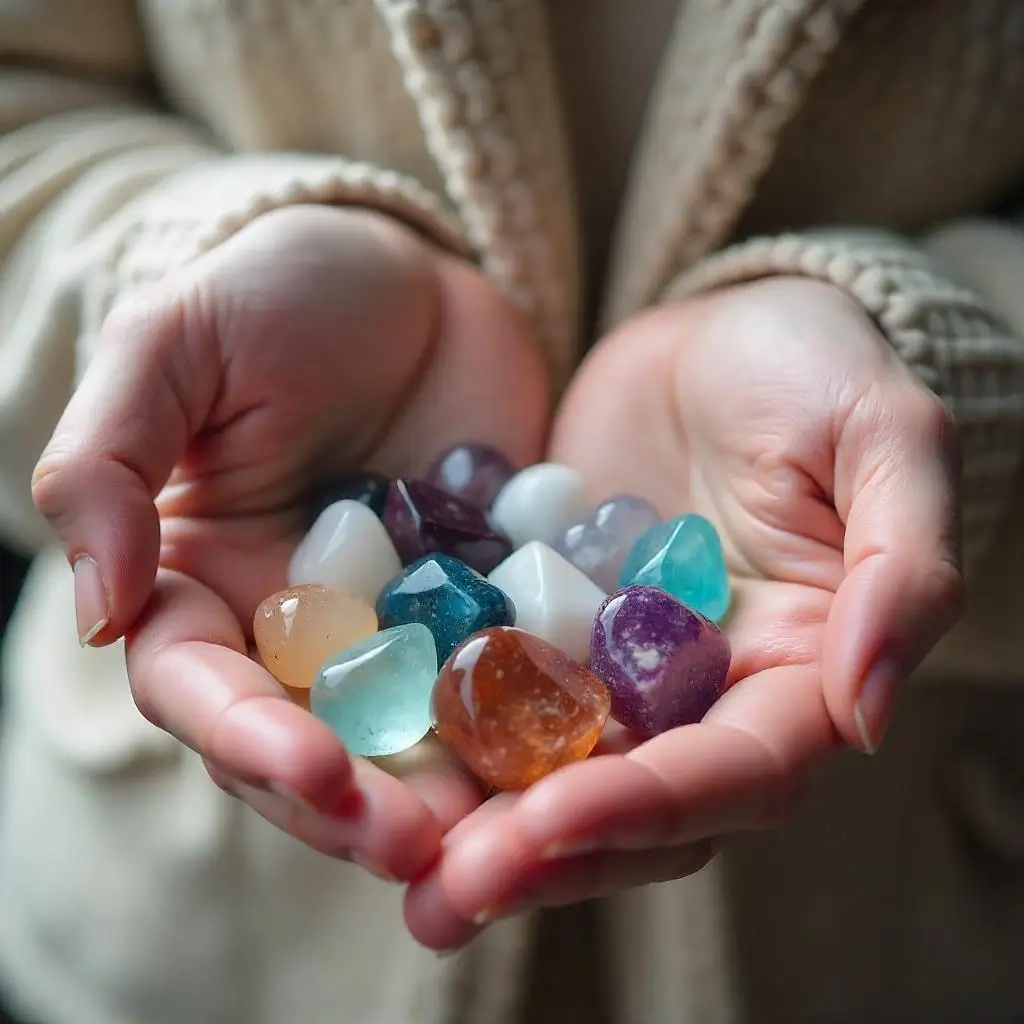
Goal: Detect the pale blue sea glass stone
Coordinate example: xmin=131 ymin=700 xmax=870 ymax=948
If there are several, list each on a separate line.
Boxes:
xmin=619 ymin=513 xmax=730 ymax=621
xmin=311 ymin=623 xmax=438 ymax=756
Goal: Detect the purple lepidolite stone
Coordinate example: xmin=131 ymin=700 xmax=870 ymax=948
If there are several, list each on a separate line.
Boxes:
xmin=383 ymin=478 xmax=513 ymax=575
xmin=589 ymin=584 xmax=730 ymax=737
xmin=426 ymin=443 xmax=515 ymax=510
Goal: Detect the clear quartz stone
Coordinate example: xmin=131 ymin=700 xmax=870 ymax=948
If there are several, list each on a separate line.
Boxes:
xmin=289 ymin=500 xmax=402 ymax=604
xmin=556 ymin=494 xmax=661 ymax=593
xmin=491 ymin=463 xmax=591 ymax=548
xmin=488 ymin=542 xmax=606 ymax=662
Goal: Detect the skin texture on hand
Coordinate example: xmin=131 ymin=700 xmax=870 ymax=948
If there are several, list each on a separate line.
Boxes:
xmin=403 ymin=277 xmax=966 ymax=951
xmin=31 ymin=204 xmax=549 ymax=884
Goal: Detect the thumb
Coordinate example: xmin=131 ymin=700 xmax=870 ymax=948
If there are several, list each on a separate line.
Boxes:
xmin=823 ymin=380 xmax=966 ymax=753
xmin=31 ymin=279 xmax=218 ymax=645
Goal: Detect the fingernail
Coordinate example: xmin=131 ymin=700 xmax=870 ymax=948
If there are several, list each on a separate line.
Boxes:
xmin=350 ymin=851 xmax=397 ymax=883
xmin=473 ymin=894 xmax=533 ymax=926
xmin=73 ymin=555 xmax=109 ymax=645
xmin=854 ymin=658 xmax=902 ymax=754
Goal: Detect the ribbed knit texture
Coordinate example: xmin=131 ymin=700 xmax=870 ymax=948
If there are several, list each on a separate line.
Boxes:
xmin=0 ymin=3 xmax=1022 ymax=1024
xmin=665 ymin=229 xmax=1024 ymax=566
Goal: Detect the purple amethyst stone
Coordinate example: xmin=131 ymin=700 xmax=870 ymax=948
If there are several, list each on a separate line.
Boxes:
xmin=383 ymin=478 xmax=513 ymax=574
xmin=425 ymin=443 xmax=515 ymax=510
xmin=590 ymin=584 xmax=730 ymax=738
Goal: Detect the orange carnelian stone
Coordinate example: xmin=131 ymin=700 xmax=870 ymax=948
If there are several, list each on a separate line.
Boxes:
xmin=432 ymin=626 xmax=611 ymax=790
xmin=254 ymin=584 xmax=377 ymax=690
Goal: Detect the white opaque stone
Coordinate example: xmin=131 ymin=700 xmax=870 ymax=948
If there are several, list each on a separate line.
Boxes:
xmin=288 ymin=500 xmax=402 ymax=604
xmin=491 ymin=463 xmax=590 ymax=548
xmin=488 ymin=542 xmax=606 ymax=662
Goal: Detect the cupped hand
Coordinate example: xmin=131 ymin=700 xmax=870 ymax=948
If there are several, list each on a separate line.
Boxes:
xmin=31 ymin=205 xmax=548 ymax=882
xmin=406 ymin=276 xmax=966 ymax=948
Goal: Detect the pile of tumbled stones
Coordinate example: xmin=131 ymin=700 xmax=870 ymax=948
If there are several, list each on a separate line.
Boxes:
xmin=253 ymin=444 xmax=731 ymax=791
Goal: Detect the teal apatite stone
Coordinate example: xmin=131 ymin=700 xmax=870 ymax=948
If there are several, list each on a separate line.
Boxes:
xmin=375 ymin=554 xmax=515 ymax=664
xmin=311 ymin=623 xmax=438 ymax=757
xmin=619 ymin=514 xmax=730 ymax=621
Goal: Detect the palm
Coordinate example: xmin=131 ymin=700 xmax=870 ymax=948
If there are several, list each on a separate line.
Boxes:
xmin=404 ymin=279 xmax=965 ymax=949
xmin=155 ymin=206 xmax=543 ymax=619
xmin=554 ymin=290 xmax=865 ymax=742
xmin=96 ymin=207 xmax=549 ymax=878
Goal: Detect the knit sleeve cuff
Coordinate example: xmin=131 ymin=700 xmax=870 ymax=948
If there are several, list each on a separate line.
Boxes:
xmin=89 ymin=152 xmax=469 ymax=321
xmin=663 ymin=228 xmax=1024 ymax=566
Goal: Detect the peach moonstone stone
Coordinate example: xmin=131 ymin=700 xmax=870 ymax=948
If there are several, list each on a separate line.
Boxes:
xmin=432 ymin=626 xmax=611 ymax=790
xmin=254 ymin=584 xmax=377 ymax=690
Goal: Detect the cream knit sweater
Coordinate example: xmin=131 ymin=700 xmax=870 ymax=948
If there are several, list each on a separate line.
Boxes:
xmin=1 ymin=2 xmax=1023 ymax=1023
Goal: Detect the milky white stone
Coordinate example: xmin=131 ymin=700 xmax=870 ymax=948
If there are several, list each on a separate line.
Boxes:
xmin=288 ymin=500 xmax=402 ymax=604
xmin=491 ymin=463 xmax=590 ymax=548
xmin=488 ymin=542 xmax=606 ymax=662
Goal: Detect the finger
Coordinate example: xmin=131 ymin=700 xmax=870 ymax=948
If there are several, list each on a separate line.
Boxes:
xmin=126 ymin=568 xmax=353 ymax=811
xmin=404 ymin=796 xmax=531 ymax=947
xmin=211 ymin=760 xmax=454 ymax=884
xmin=524 ymin=669 xmax=821 ymax=859
xmin=827 ymin=381 xmax=966 ymax=753
xmin=32 ymin=279 xmax=218 ymax=645
xmin=510 ymin=662 xmax=827 ymax=857
xmin=491 ymin=841 xmax=717 ymax=914
xmin=373 ymin=734 xmax=487 ymax=832
xmin=201 ymin=767 xmax=391 ymax=881
xmin=512 ymin=725 xmax=788 ymax=859
xmin=403 ymin=794 xmax=527 ymax=950
xmin=129 ymin=569 xmax=452 ymax=879
xmin=403 ymin=864 xmax=486 ymax=952
xmin=429 ymin=663 xmax=831 ymax=924
xmin=406 ymin=837 xmax=716 ymax=948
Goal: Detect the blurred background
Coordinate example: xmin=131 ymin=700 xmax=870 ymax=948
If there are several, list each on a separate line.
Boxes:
xmin=0 ymin=546 xmax=28 ymax=709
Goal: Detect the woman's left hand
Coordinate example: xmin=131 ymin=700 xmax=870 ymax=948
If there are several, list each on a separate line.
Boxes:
xmin=404 ymin=277 xmax=966 ymax=950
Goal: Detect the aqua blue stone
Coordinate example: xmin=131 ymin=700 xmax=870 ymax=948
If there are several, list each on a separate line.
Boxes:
xmin=619 ymin=514 xmax=730 ymax=621
xmin=375 ymin=554 xmax=515 ymax=664
xmin=310 ymin=623 xmax=438 ymax=756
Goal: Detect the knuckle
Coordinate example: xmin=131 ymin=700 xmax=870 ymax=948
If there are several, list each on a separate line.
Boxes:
xmin=30 ymin=446 xmax=78 ymax=523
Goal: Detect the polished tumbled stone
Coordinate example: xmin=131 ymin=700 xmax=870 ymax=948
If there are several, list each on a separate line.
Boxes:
xmin=590 ymin=585 xmax=730 ymax=737
xmin=619 ymin=513 xmax=730 ymax=621
xmin=288 ymin=499 xmax=402 ymax=604
xmin=376 ymin=554 xmax=515 ymax=664
xmin=488 ymin=542 xmax=606 ymax=663
xmin=311 ymin=623 xmax=438 ymax=756
xmin=491 ymin=463 xmax=591 ymax=548
xmin=556 ymin=494 xmax=661 ymax=593
xmin=432 ymin=627 xmax=611 ymax=790
xmin=306 ymin=472 xmax=390 ymax=524
xmin=253 ymin=584 xmax=378 ymax=690
xmin=425 ymin=443 xmax=515 ymax=509
xmin=383 ymin=479 xmax=513 ymax=575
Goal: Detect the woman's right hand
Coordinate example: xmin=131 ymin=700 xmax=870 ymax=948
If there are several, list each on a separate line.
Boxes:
xmin=31 ymin=204 xmax=549 ymax=882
